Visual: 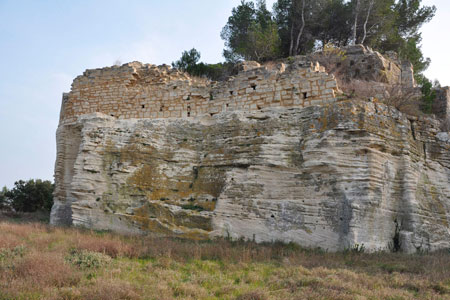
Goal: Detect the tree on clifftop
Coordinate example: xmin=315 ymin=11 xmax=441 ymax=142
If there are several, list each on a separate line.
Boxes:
xmin=224 ymin=0 xmax=435 ymax=78
xmin=221 ymin=0 xmax=281 ymax=62
xmin=171 ymin=48 xmax=201 ymax=73
xmin=172 ymin=48 xmax=237 ymax=81
xmin=363 ymin=0 xmax=436 ymax=78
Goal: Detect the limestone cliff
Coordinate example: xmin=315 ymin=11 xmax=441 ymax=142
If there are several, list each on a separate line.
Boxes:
xmin=51 ymin=48 xmax=450 ymax=252
xmin=52 ymin=100 xmax=450 ymax=252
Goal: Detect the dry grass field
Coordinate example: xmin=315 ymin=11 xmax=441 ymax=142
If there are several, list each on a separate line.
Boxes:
xmin=0 ymin=218 xmax=449 ymax=300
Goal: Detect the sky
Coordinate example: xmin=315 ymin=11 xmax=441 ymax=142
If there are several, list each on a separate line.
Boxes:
xmin=0 ymin=0 xmax=448 ymax=188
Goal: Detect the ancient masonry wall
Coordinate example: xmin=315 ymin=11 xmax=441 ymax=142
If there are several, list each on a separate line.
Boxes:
xmin=433 ymin=87 xmax=450 ymax=121
xmin=59 ymin=61 xmax=339 ymax=124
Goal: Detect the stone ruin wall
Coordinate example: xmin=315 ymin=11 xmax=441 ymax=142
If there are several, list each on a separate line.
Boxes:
xmin=51 ymin=46 xmax=450 ymax=252
xmin=59 ymin=61 xmax=339 ymax=124
xmin=59 ymin=44 xmax=440 ymax=126
xmin=433 ymin=87 xmax=450 ymax=121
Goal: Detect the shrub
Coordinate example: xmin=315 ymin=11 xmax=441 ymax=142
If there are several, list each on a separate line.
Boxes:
xmin=0 ymin=186 xmax=9 ymax=209
xmin=382 ymin=84 xmax=422 ymax=116
xmin=338 ymin=79 xmax=423 ymax=116
xmin=419 ymin=76 xmax=437 ymax=114
xmin=172 ymin=48 xmax=237 ymax=81
xmin=5 ymin=179 xmax=54 ymax=212
xmin=14 ymin=251 xmax=80 ymax=288
xmin=66 ymin=248 xmax=111 ymax=270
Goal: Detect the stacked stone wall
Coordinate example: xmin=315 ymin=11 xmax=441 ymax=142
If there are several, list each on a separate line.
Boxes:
xmin=433 ymin=87 xmax=450 ymax=121
xmin=60 ymin=61 xmax=338 ymax=124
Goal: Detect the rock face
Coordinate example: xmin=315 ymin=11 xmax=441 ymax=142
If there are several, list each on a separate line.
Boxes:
xmin=310 ymin=45 xmax=416 ymax=88
xmin=51 ymin=47 xmax=450 ymax=252
xmin=52 ymin=99 xmax=450 ymax=252
xmin=433 ymin=87 xmax=450 ymax=121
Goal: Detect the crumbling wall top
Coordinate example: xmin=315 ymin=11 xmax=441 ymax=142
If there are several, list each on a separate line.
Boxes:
xmin=59 ymin=59 xmax=339 ymax=124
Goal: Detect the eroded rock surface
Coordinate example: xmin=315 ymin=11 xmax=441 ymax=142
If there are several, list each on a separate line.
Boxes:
xmin=52 ymin=100 xmax=450 ymax=252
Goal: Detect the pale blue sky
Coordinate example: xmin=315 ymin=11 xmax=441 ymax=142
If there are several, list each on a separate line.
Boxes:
xmin=0 ymin=0 xmax=448 ymax=188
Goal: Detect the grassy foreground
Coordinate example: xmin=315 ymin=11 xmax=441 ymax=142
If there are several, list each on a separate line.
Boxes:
xmin=0 ymin=221 xmax=449 ymax=300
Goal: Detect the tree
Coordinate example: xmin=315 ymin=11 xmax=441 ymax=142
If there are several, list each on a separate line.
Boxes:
xmin=363 ymin=0 xmax=435 ymax=77
xmin=312 ymin=0 xmax=353 ymax=48
xmin=351 ymin=0 xmax=361 ymax=45
xmin=360 ymin=0 xmax=375 ymax=44
xmin=272 ymin=0 xmax=435 ymax=78
xmin=171 ymin=48 xmax=201 ymax=73
xmin=221 ymin=0 xmax=256 ymax=62
xmin=5 ymin=179 xmax=54 ymax=212
xmin=395 ymin=0 xmax=436 ymax=39
xmin=221 ymin=0 xmax=280 ymax=62
xmin=399 ymin=34 xmax=431 ymax=79
xmin=273 ymin=0 xmax=293 ymax=57
xmin=247 ymin=20 xmax=281 ymax=61
xmin=393 ymin=0 xmax=435 ymax=77
xmin=274 ymin=0 xmax=329 ymax=56
xmin=0 ymin=186 xmax=9 ymax=209
xmin=172 ymin=49 xmax=237 ymax=81
xmin=419 ymin=76 xmax=438 ymax=114
xmin=292 ymin=0 xmax=306 ymax=56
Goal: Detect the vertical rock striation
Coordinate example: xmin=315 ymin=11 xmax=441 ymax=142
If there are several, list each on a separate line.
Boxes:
xmin=51 ymin=48 xmax=450 ymax=252
xmin=52 ymin=100 xmax=450 ymax=252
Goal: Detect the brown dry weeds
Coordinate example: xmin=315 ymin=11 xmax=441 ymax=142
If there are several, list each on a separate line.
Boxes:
xmin=0 ymin=221 xmax=449 ymax=300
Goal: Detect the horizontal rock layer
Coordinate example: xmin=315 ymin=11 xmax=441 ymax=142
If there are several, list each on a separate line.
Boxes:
xmin=51 ymin=100 xmax=450 ymax=252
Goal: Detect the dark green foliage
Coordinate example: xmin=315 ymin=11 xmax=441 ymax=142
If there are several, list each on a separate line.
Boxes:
xmin=221 ymin=0 xmax=280 ymax=62
xmin=174 ymin=1 xmax=435 ymax=84
xmin=419 ymin=76 xmax=437 ymax=114
xmin=399 ymin=35 xmax=431 ymax=78
xmin=185 ymin=62 xmax=238 ymax=81
xmin=172 ymin=49 xmax=237 ymax=81
xmin=0 ymin=186 xmax=8 ymax=209
xmin=271 ymin=0 xmax=435 ymax=76
xmin=370 ymin=0 xmax=436 ymax=76
xmin=274 ymin=0 xmax=354 ymax=56
xmin=272 ymin=0 xmax=292 ymax=57
xmin=5 ymin=179 xmax=54 ymax=212
xmin=394 ymin=0 xmax=436 ymax=38
xmin=312 ymin=0 xmax=353 ymax=48
xmin=221 ymin=0 xmax=257 ymax=62
xmin=171 ymin=48 xmax=201 ymax=73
